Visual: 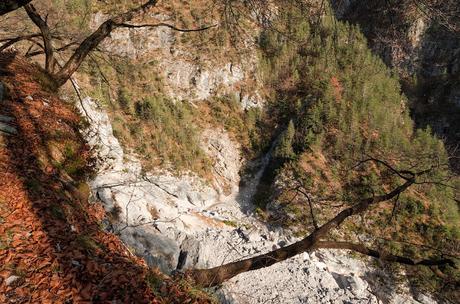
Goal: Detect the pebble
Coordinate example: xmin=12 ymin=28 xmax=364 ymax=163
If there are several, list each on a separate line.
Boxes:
xmin=5 ymin=275 xmax=20 ymax=286
xmin=71 ymin=260 xmax=81 ymax=267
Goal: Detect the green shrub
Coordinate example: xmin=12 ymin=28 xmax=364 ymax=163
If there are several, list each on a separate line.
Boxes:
xmin=274 ymin=120 xmax=296 ymax=160
xmin=134 ymin=99 xmax=153 ymax=120
xmin=117 ymin=87 xmax=131 ymax=112
xmin=402 ymin=197 xmax=425 ymax=215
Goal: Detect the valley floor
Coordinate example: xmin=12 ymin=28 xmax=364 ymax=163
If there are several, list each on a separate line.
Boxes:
xmin=79 ymin=92 xmax=438 ymax=304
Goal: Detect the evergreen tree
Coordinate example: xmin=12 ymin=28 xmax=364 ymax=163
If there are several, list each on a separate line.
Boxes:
xmin=274 ymin=119 xmax=296 ymax=159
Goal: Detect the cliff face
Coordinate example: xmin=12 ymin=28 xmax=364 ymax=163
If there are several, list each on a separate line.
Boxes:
xmin=90 ymin=11 xmax=264 ymax=109
xmin=332 ymin=0 xmax=460 ymax=166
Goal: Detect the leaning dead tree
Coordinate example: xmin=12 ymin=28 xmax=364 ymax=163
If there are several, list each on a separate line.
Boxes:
xmin=188 ymin=157 xmax=458 ymax=287
xmin=4 ymin=1 xmax=214 ymax=88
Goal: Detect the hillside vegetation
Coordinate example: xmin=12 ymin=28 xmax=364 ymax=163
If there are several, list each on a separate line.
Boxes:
xmin=0 ymin=0 xmax=458 ymax=302
xmin=252 ymin=4 xmax=459 ymax=297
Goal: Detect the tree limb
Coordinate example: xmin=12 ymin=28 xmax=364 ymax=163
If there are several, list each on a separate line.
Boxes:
xmin=0 ymin=33 xmax=41 ymax=52
xmin=25 ymin=41 xmax=79 ymax=58
xmin=296 ymin=186 xmax=318 ymax=229
xmin=188 ymin=177 xmax=417 ymax=287
xmin=24 ymin=4 xmax=56 ymax=72
xmin=352 ymin=157 xmax=415 ymax=181
xmin=315 ymin=241 xmax=457 ymax=267
xmin=117 ymin=22 xmax=218 ymax=32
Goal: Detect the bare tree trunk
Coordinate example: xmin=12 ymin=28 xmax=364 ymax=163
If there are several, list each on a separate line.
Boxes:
xmin=24 ymin=4 xmax=56 ymax=73
xmin=188 ymin=179 xmax=416 ymax=287
xmin=53 ymin=0 xmax=158 ymax=87
xmin=0 ymin=0 xmax=31 ymax=16
xmin=0 ymin=33 xmax=41 ymax=53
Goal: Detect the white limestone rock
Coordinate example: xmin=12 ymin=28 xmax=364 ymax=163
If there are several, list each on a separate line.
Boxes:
xmin=79 ymin=94 xmax=438 ymax=304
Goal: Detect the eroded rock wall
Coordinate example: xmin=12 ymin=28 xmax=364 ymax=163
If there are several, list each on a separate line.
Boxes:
xmin=91 ymin=12 xmax=264 ymax=108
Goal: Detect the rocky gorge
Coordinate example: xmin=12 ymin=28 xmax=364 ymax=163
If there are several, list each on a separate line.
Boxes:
xmin=67 ymin=6 xmax=454 ymax=302
xmin=0 ymin=1 xmax=458 ymax=303
xmin=77 ymin=94 xmax=437 ymax=303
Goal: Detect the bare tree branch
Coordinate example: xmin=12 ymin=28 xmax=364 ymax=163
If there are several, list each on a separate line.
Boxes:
xmin=117 ymin=22 xmax=217 ymax=32
xmin=25 ymin=41 xmax=79 ymax=58
xmin=188 ymin=175 xmax=419 ymax=286
xmin=352 ymin=157 xmax=416 ymax=181
xmin=0 ymin=33 xmax=41 ymax=52
xmin=24 ymin=4 xmax=56 ymax=72
xmin=315 ymin=241 xmax=457 ymax=267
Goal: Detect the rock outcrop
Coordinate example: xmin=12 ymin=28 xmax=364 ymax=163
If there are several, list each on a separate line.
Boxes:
xmin=91 ymin=12 xmax=264 ymax=108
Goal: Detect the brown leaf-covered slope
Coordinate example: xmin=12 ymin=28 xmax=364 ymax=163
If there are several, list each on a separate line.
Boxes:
xmin=0 ymin=52 xmax=213 ymax=304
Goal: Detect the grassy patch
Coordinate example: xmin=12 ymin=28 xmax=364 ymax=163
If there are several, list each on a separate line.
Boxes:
xmin=222 ymin=219 xmax=238 ymax=227
xmin=75 ymin=234 xmax=104 ymax=254
xmin=49 ymin=204 xmax=65 ymax=220
xmin=0 ymin=229 xmax=14 ymax=250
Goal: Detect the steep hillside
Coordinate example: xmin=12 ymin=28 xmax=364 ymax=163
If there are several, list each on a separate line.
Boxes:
xmin=250 ymin=5 xmax=459 ymax=300
xmin=331 ymin=0 xmax=460 ymax=172
xmin=0 ymin=1 xmax=459 ymax=303
xmin=0 ymin=53 xmax=214 ymax=303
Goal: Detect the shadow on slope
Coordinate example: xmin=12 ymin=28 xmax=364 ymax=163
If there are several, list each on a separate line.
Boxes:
xmin=0 ymin=52 xmax=213 ymax=303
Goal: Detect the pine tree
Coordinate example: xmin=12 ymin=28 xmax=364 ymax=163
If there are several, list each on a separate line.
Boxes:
xmin=275 ymin=119 xmax=296 ymax=159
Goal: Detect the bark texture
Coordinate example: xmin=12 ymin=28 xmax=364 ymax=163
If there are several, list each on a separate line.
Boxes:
xmin=24 ymin=4 xmax=56 ymax=72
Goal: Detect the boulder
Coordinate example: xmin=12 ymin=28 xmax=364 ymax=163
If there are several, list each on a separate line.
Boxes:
xmin=120 ymin=226 xmax=180 ymax=274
